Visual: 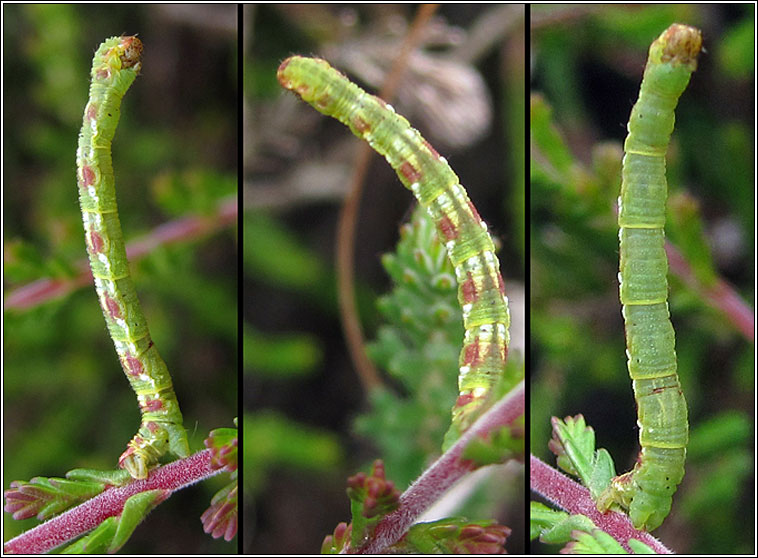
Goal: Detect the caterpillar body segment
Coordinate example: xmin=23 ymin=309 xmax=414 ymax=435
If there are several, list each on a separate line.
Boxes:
xmin=77 ymin=36 xmax=189 ymax=479
xmin=277 ymin=56 xmax=510 ymax=440
xmin=598 ymin=24 xmax=701 ymax=531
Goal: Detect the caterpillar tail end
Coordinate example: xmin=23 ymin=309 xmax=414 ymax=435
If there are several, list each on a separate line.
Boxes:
xmin=442 ymin=390 xmax=488 ymax=450
xmin=118 ymin=421 xmax=190 ymax=480
xmin=596 ymin=470 xmax=668 ymax=532
xmin=119 ymin=447 xmax=151 ymax=480
xmin=597 ymin=471 xmax=634 ymax=514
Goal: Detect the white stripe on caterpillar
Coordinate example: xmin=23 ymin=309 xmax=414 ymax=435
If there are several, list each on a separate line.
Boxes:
xmin=76 ymin=36 xmax=189 ymax=479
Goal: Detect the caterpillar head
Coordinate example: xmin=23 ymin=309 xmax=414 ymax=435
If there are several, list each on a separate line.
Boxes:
xmin=118 ymin=36 xmax=143 ymax=72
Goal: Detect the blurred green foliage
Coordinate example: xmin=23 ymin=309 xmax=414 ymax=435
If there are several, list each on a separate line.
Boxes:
xmin=357 ymin=205 xmax=463 ymax=488
xmin=530 ymin=5 xmax=753 ymax=553
xmin=243 ymin=413 xmax=343 ymax=493
xmin=3 ymin=5 xmax=237 ymax=553
xmin=243 ymin=211 xmax=335 ymax=301
xmin=244 ymin=326 xmax=323 ymax=377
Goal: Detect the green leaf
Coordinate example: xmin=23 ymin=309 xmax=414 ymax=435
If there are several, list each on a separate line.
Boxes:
xmin=627 ymin=538 xmax=657 ymax=553
xmin=687 ymin=410 xmax=751 ymax=459
xmin=565 ymin=528 xmax=627 ymax=554
xmin=530 ymin=93 xmax=576 ymax=181
xmin=65 ymin=468 xmax=132 ymax=486
xmin=359 ymin=205 xmax=462 ymax=486
xmin=109 ymin=489 xmax=170 ymax=552
xmin=716 ymin=16 xmax=755 ymax=79
xmin=548 ymin=415 xmax=616 ymax=499
xmin=530 ymin=501 xmax=568 ymax=541
xmin=243 ymin=326 xmax=322 ymax=377
xmin=531 ymin=502 xmax=631 ymax=553
xmin=462 ymin=419 xmax=524 ymax=467
xmin=61 ymin=516 xmax=119 ymax=554
xmin=243 ymin=211 xmax=328 ymax=291
xmin=531 ymin=503 xmax=596 ymax=545
xmin=667 ymin=191 xmax=718 ymax=287
xmin=3 ymin=476 xmax=106 ymax=520
xmin=152 ymin=168 xmax=236 ymax=217
xmin=243 ymin=412 xmax=342 ymax=492
xmin=60 ymin=489 xmax=169 ymax=554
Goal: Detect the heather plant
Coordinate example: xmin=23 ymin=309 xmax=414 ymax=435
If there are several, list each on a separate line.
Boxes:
xmin=3 ymin=13 xmax=238 ymax=553
xmin=277 ymin=53 xmax=524 ymax=554
xmin=530 ymin=8 xmax=754 ymax=553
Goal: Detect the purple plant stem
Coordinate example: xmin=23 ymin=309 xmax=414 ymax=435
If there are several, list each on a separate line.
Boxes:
xmin=665 ymin=242 xmax=754 ymax=342
xmin=530 ymin=454 xmax=671 ymax=554
xmin=354 ymin=381 xmax=524 ymax=554
xmin=3 ymin=449 xmax=222 ymax=555
xmin=4 ymin=197 xmax=237 ymax=311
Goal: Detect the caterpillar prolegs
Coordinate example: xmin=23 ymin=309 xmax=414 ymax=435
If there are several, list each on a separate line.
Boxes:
xmin=597 ymin=24 xmax=701 ymax=531
xmin=76 ymin=36 xmax=189 ymax=479
xmin=277 ymin=56 xmax=510 ymax=441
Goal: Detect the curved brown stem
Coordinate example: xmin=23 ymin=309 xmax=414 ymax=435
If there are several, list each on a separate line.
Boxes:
xmin=336 ymin=3 xmax=440 ymax=392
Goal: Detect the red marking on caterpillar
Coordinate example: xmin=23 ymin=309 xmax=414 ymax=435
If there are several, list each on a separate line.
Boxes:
xmin=423 ymin=139 xmax=441 ymax=159
xmin=463 ymin=338 xmax=483 ymax=368
xmin=79 ymin=165 xmax=95 ymax=188
xmin=650 ymin=383 xmax=679 ymax=395
xmin=103 ymin=294 xmax=122 ymax=320
xmin=141 ymin=397 xmax=164 ymax=412
xmin=400 ymin=161 xmax=422 ymax=183
xmin=87 ymin=230 xmax=104 ymax=253
xmin=455 ymin=392 xmax=475 ymax=408
xmin=461 ymin=272 xmax=479 ymax=304
xmin=315 ymin=92 xmax=332 ymax=111
xmin=287 ymin=79 xmax=308 ymax=97
xmin=353 ymin=115 xmax=371 ymax=134
xmin=122 ymin=354 xmax=144 ymax=377
xmin=438 ymin=215 xmax=458 ymax=241
xmin=468 ymin=201 xmax=483 ymax=224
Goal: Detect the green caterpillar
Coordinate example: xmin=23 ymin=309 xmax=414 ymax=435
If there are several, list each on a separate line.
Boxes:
xmin=277 ymin=56 xmax=510 ymax=440
xmin=597 ymin=24 xmax=701 ymax=531
xmin=76 ymin=36 xmax=189 ymax=479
